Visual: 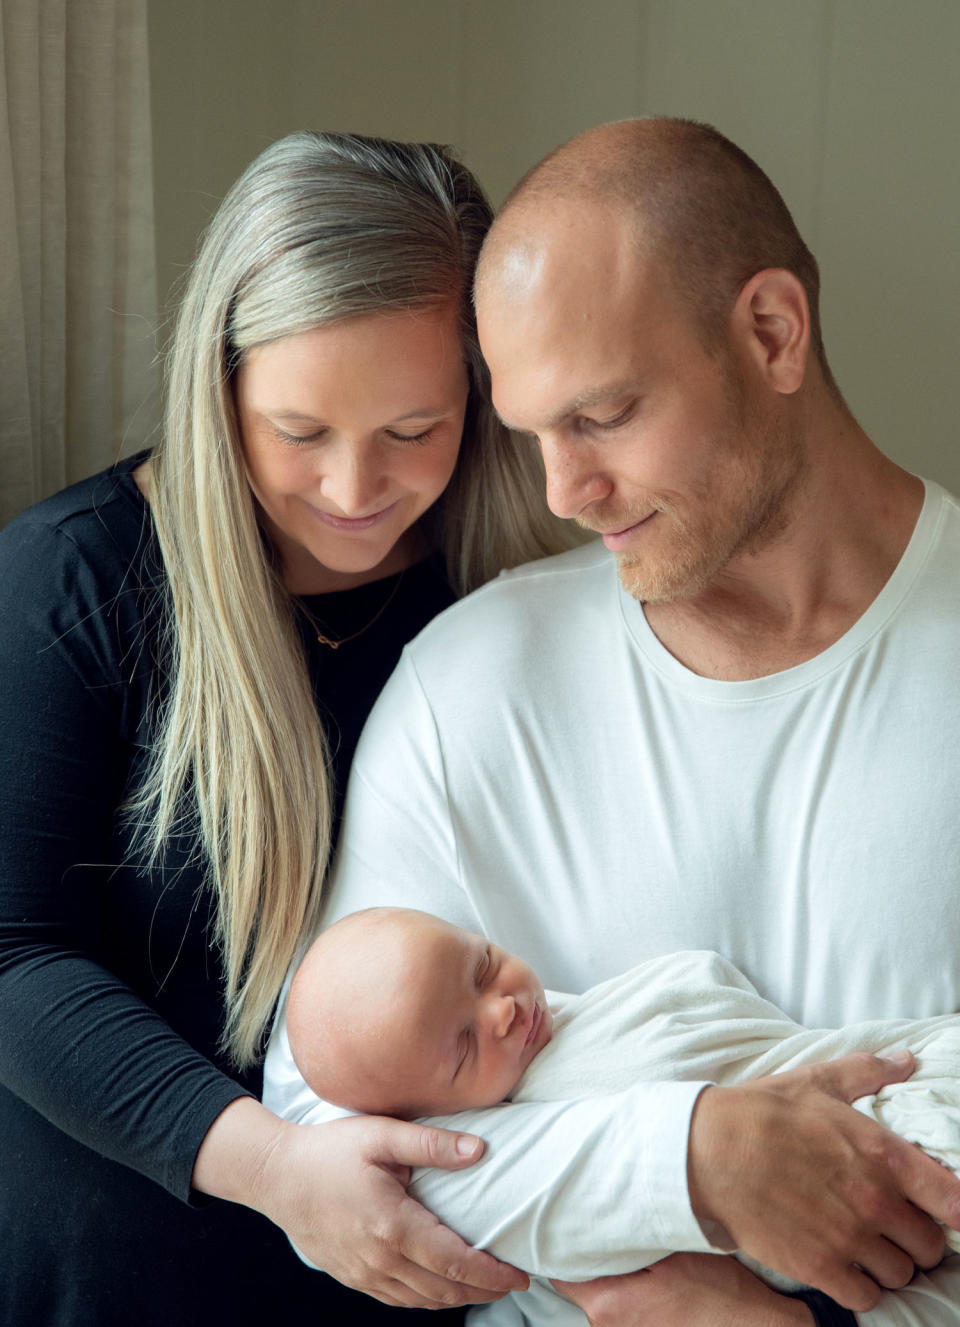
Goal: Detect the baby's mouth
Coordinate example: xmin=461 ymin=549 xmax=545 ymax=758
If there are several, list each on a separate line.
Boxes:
xmin=524 ymin=1001 xmax=542 ymax=1047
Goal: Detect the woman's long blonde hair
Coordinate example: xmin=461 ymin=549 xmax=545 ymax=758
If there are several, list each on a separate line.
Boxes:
xmin=136 ymin=131 xmax=578 ymax=1067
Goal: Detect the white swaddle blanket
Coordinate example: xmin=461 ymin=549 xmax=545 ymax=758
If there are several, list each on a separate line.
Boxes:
xmin=504 ymin=949 xmax=960 ymax=1324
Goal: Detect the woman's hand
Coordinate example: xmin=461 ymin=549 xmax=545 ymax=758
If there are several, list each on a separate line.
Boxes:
xmin=552 ymin=1253 xmax=814 ymax=1327
xmin=194 ymin=1098 xmax=529 ymax=1308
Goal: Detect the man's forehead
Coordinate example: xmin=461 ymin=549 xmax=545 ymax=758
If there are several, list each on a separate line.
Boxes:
xmin=478 ymin=198 xmax=637 ymax=306
xmin=477 ymin=232 xmax=545 ymax=301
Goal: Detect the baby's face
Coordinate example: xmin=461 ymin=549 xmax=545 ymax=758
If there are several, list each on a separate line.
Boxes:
xmin=380 ymin=915 xmax=554 ymax=1116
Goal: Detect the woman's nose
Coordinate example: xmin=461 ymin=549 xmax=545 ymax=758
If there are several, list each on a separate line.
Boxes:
xmin=319 ymin=442 xmax=386 ymax=516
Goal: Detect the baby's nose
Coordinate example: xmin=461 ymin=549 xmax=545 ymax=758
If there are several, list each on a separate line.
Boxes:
xmin=486 ymin=993 xmax=517 ymax=1038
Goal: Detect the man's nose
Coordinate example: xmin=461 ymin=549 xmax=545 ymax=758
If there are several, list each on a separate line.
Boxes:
xmin=541 ymin=437 xmax=610 ymax=519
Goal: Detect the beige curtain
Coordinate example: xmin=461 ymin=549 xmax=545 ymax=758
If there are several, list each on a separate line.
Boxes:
xmin=0 ymin=0 xmax=158 ymax=527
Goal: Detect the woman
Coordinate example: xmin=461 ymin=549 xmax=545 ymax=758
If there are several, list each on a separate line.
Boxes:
xmin=0 ymin=131 xmax=573 ymax=1325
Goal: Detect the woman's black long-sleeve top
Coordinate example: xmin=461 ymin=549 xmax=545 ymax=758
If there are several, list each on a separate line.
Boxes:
xmin=0 ymin=455 xmax=459 ymax=1326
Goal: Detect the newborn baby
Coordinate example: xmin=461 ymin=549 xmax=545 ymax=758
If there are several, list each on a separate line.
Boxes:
xmin=287 ymin=906 xmax=554 ymax=1118
xmin=286 ymin=907 xmax=960 ymax=1319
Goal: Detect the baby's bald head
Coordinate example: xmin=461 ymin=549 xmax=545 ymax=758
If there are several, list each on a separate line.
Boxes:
xmin=287 ymin=908 xmax=425 ymax=1116
xmin=287 ymin=908 xmax=552 ymax=1118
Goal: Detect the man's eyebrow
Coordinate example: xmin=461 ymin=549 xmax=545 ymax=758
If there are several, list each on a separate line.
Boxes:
xmin=496 ymin=381 xmax=638 ymax=435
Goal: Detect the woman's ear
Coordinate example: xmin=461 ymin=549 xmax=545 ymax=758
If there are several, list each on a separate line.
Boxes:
xmin=731 ymin=268 xmax=810 ymax=396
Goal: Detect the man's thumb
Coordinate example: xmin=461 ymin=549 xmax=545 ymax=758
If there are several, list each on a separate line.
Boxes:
xmin=816 ymin=1048 xmax=915 ymax=1103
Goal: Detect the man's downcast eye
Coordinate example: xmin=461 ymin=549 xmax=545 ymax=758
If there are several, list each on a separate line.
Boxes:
xmin=593 ymin=404 xmax=635 ymax=430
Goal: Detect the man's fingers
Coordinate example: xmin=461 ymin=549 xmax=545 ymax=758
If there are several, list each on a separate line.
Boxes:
xmin=807 ymin=1049 xmax=916 ymax=1104
xmin=888 ymin=1132 xmax=960 ymax=1237
xmin=855 ymin=1234 xmax=921 ymax=1291
xmin=817 ymin=1263 xmax=886 ymax=1315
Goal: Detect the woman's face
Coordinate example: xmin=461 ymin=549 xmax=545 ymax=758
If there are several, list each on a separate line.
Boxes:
xmin=236 ymin=303 xmax=469 ymax=593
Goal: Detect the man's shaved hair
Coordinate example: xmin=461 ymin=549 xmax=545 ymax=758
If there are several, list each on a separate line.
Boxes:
xmin=495 ymin=118 xmax=833 ymax=383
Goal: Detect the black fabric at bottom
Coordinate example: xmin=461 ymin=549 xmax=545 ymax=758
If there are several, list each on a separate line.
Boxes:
xmin=0 ymin=1085 xmax=465 ymax=1327
xmin=786 ymin=1287 xmax=858 ymax=1326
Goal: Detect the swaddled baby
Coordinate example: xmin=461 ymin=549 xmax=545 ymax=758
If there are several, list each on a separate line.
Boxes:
xmin=286 ymin=907 xmax=960 ymax=1319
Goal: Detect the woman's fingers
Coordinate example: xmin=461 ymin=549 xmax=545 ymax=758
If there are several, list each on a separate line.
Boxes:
xmin=385 ymin=1187 xmax=526 ymax=1303
xmin=362 ymin=1117 xmax=529 ymax=1296
xmin=364 ymin=1117 xmax=486 ymax=1177
xmin=250 ymin=1112 xmax=527 ymax=1307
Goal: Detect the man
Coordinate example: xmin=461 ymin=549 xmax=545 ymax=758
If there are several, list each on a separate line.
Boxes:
xmin=265 ymin=119 xmax=960 ymax=1326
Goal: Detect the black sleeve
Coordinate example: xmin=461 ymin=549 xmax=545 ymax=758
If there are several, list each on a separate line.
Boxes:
xmin=785 ymin=1288 xmax=858 ymax=1326
xmin=0 ymin=512 xmax=250 ymax=1203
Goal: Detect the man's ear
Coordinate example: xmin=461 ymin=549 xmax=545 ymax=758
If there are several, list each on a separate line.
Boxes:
xmin=731 ymin=268 xmax=810 ymax=396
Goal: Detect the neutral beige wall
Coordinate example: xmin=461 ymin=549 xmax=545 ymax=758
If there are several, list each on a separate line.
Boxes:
xmin=148 ymin=0 xmax=959 ymax=489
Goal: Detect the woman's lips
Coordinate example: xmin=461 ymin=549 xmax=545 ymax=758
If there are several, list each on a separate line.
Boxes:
xmin=308 ymin=501 xmax=398 ymax=532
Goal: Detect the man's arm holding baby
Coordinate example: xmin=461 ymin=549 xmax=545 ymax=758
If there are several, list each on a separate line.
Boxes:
xmin=550 ymin=1056 xmax=960 ymax=1327
xmin=267 ymin=917 xmax=960 ymax=1317
xmin=554 ymin=1253 xmax=820 ymax=1326
xmin=553 ymin=1252 xmax=960 ymax=1327
xmin=263 ymin=659 xmax=960 ymax=1317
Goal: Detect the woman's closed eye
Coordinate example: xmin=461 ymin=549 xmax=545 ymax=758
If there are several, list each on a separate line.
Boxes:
xmin=384 ymin=426 xmax=435 ymax=445
xmin=269 ymin=422 xmax=328 ymax=446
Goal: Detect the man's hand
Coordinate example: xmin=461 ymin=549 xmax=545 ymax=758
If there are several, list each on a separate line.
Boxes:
xmin=688 ymin=1051 xmax=960 ymax=1312
xmin=552 ymin=1253 xmax=813 ymax=1326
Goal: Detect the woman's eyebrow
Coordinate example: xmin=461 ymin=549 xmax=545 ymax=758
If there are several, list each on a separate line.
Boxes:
xmin=261 ymin=408 xmax=324 ymax=423
xmin=390 ymin=405 xmax=456 ymax=422
xmin=264 ymin=405 xmax=454 ymax=423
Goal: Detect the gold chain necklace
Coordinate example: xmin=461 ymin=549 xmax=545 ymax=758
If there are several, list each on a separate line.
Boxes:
xmin=294 ymin=571 xmax=405 ymax=650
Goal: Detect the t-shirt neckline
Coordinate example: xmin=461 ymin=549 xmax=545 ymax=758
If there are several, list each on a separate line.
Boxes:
xmin=618 ymin=478 xmax=945 ymax=703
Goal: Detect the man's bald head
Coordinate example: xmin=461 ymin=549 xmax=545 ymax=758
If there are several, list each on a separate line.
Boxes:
xmin=479 ymin=117 xmax=831 ymax=379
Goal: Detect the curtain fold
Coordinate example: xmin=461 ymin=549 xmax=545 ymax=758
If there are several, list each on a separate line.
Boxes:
xmin=0 ymin=0 xmax=158 ymax=526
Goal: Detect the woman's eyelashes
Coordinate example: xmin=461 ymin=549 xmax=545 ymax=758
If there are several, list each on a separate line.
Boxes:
xmin=269 ymin=423 xmax=327 ymax=446
xmin=384 ymin=427 xmax=435 ymax=445
xmin=267 ymin=422 xmax=436 ymax=447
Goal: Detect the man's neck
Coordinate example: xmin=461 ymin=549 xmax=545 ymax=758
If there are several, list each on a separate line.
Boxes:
xmin=642 ymin=425 xmax=925 ymax=682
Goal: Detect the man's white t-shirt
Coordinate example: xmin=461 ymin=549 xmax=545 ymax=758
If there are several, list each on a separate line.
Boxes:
xmin=264 ymin=480 xmax=960 ymax=1326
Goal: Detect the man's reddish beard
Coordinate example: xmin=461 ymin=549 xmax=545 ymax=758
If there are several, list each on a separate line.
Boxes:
xmin=576 ymin=496 xmax=727 ymax=603
xmin=574 ymin=384 xmax=805 ymax=605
